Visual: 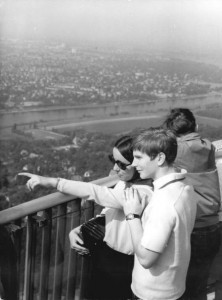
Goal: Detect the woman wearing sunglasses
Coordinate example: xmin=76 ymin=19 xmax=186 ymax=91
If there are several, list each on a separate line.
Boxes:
xmin=18 ymin=135 xmax=153 ymax=300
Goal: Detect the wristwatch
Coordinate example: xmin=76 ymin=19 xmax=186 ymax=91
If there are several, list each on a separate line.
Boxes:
xmin=126 ymin=213 xmax=140 ymax=221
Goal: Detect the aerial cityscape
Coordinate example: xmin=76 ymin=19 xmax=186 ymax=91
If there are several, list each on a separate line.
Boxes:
xmin=1 ymin=38 xmax=222 ymax=112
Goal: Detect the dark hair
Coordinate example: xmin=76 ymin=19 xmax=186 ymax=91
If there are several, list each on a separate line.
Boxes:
xmin=162 ymin=108 xmax=196 ymax=136
xmin=114 ymin=135 xmax=134 ymax=163
xmin=133 ymin=127 xmax=177 ymax=165
xmin=114 ymin=135 xmax=142 ymax=182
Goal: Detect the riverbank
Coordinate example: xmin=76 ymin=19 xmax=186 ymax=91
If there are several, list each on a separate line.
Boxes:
xmin=1 ymin=93 xmax=222 ymax=137
xmin=46 ymin=114 xmax=164 ymax=133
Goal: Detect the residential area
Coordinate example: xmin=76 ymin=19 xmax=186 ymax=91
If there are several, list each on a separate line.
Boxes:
xmin=1 ymin=39 xmax=222 ymax=111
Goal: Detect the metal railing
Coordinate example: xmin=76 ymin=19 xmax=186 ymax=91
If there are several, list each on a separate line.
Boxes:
xmin=0 ymin=175 xmax=119 ymax=300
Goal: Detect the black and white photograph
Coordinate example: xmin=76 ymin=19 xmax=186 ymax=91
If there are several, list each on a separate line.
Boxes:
xmin=0 ymin=1 xmax=222 ymax=299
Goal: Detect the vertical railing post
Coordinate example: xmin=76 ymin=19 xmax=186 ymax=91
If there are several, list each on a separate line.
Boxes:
xmin=39 ymin=209 xmax=52 ymax=300
xmin=79 ymin=201 xmax=94 ymax=300
xmin=65 ymin=200 xmax=81 ymax=300
xmin=52 ymin=203 xmax=67 ymax=300
xmin=14 ymin=220 xmax=22 ymax=300
xmin=23 ymin=215 xmax=37 ymax=300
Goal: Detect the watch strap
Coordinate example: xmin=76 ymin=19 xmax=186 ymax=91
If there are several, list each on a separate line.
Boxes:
xmin=126 ymin=213 xmax=141 ymax=221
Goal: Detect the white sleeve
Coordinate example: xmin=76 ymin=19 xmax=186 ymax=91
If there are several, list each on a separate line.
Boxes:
xmin=57 ymin=178 xmax=125 ymax=209
xmin=141 ymin=198 xmax=175 ymax=253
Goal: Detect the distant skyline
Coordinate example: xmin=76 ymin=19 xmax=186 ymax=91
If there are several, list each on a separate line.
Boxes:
xmin=1 ymin=0 xmax=222 ymax=57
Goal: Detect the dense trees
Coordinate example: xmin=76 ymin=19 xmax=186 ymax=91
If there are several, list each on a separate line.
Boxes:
xmin=0 ymin=130 xmax=116 ymax=206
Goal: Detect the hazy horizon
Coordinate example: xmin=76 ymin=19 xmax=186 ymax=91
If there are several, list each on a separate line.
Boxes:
xmin=1 ymin=0 xmax=222 ymax=59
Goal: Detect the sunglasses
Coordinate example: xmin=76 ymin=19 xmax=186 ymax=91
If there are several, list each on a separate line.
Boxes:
xmin=108 ymin=154 xmax=131 ymax=170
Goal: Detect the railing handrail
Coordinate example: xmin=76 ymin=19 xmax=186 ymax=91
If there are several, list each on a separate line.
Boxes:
xmin=0 ymin=174 xmax=119 ymax=225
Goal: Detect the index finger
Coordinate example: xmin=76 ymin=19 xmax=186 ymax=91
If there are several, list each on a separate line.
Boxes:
xmin=124 ymin=187 xmax=135 ymax=201
xmin=72 ymin=244 xmax=88 ymax=251
xmin=134 ymin=188 xmax=142 ymax=199
xmin=129 ymin=188 xmax=141 ymax=203
xmin=124 ymin=188 xmax=130 ymax=202
xmin=18 ymin=172 xmax=33 ymax=178
xmin=129 ymin=187 xmax=136 ymax=197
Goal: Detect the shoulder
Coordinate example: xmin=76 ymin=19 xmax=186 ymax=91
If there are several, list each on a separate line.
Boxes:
xmin=155 ymin=179 xmax=192 ymax=204
xmin=178 ymin=133 xmax=213 ymax=149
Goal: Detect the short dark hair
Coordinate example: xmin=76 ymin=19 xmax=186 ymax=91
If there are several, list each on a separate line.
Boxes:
xmin=162 ymin=108 xmax=196 ymax=136
xmin=133 ymin=128 xmax=177 ymax=165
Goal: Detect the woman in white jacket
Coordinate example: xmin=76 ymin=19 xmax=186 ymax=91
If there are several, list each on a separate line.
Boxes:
xmin=19 ymin=135 xmax=153 ymax=300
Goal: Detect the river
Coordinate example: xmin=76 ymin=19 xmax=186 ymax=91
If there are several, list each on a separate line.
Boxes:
xmin=0 ymin=94 xmax=222 ymax=136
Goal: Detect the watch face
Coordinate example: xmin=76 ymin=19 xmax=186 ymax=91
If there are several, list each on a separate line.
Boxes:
xmin=126 ymin=213 xmax=135 ymax=220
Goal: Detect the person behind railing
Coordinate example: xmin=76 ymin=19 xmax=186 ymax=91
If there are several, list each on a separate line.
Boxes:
xmin=121 ymin=128 xmax=197 ymax=300
xmin=18 ymin=135 xmax=153 ymax=300
xmin=163 ymin=107 xmax=221 ymax=300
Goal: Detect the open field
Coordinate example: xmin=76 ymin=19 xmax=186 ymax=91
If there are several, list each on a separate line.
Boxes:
xmin=46 ymin=114 xmax=222 ymax=135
